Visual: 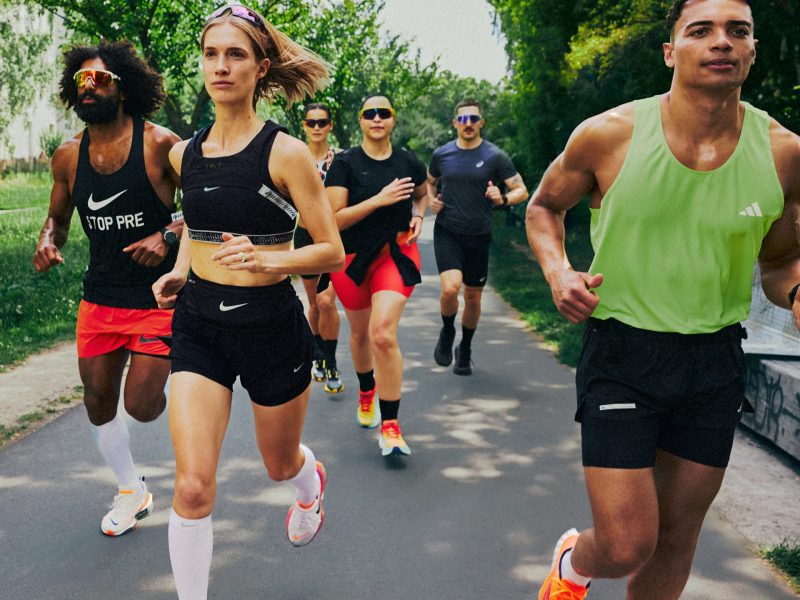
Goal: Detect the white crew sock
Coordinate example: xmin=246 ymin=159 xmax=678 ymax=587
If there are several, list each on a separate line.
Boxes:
xmin=169 ymin=509 xmax=213 ymax=600
xmin=91 ymin=414 xmax=139 ymax=488
xmin=288 ymin=444 xmax=320 ymax=506
xmin=560 ymin=549 xmax=592 ymax=587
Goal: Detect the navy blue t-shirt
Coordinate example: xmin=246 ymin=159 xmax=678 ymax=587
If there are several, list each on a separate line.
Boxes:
xmin=325 ymin=145 xmax=426 ymax=254
xmin=428 ymin=139 xmax=518 ymax=235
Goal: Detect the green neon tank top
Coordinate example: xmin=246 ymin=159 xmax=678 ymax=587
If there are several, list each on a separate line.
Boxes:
xmin=589 ymin=95 xmax=784 ymax=333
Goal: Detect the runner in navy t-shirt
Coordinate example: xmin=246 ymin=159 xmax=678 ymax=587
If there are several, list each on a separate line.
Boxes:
xmin=427 ymin=99 xmax=528 ymax=375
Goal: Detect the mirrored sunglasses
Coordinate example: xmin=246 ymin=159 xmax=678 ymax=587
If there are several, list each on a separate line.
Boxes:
xmin=456 ymin=115 xmax=481 ymax=125
xmin=359 ymin=107 xmax=395 ymax=120
xmin=206 ymin=4 xmax=266 ymax=31
xmin=73 ymin=68 xmax=121 ymax=88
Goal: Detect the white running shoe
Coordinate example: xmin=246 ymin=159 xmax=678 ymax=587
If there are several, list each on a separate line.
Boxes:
xmin=286 ymin=461 xmax=326 ymax=547
xmin=101 ymin=476 xmax=153 ymax=537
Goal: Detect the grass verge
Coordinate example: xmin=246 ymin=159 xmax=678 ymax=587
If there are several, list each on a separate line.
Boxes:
xmin=761 ymin=542 xmax=800 ymax=593
xmin=488 ymin=206 xmax=594 ymax=366
xmin=0 ymin=385 xmax=83 ymax=449
xmin=0 ymin=173 xmax=88 ymax=370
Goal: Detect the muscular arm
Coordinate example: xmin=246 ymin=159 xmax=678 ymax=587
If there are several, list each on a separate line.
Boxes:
xmin=33 ymin=140 xmax=77 ymax=272
xmin=502 ymin=173 xmax=529 ymax=205
xmin=526 ymin=108 xmax=631 ymax=322
xmin=758 ymin=124 xmax=800 ymax=323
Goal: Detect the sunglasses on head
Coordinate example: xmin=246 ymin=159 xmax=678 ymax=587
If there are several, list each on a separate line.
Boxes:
xmin=73 ymin=68 xmax=121 ymax=89
xmin=359 ymin=107 xmax=395 ymax=121
xmin=206 ymin=4 xmax=266 ymax=31
xmin=304 ymin=118 xmax=331 ymax=128
xmin=456 ymin=114 xmax=481 ymax=125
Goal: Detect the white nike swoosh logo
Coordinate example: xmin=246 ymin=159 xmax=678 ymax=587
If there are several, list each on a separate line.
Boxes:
xmin=219 ymin=301 xmax=248 ymax=312
xmin=293 ymin=363 xmax=305 ymax=373
xmin=87 ymin=189 xmax=127 ymax=211
xmin=204 ymin=186 xmax=221 ymax=192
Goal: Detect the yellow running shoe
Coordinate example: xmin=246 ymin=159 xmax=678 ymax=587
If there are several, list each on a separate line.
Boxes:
xmin=378 ymin=419 xmax=411 ymax=456
xmin=356 ymin=388 xmax=380 ymax=428
xmin=538 ymin=528 xmax=589 ymax=599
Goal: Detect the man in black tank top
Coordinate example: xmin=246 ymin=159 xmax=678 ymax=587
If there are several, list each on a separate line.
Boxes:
xmin=33 ymin=41 xmax=182 ymax=537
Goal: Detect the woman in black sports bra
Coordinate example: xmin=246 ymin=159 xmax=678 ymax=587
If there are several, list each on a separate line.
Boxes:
xmin=151 ymin=5 xmax=343 ymax=598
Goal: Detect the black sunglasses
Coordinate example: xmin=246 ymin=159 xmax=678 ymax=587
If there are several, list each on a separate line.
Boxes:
xmin=304 ymin=118 xmax=331 ymax=128
xmin=456 ymin=115 xmax=482 ymax=124
xmin=359 ymin=107 xmax=395 ymax=120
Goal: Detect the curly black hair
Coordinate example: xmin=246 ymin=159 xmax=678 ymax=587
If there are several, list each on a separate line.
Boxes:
xmin=667 ymin=0 xmax=753 ymax=35
xmin=59 ymin=40 xmax=166 ymax=118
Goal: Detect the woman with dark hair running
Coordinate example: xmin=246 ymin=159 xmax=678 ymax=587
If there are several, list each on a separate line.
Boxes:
xmin=151 ymin=5 xmax=343 ymax=598
xmin=325 ymin=94 xmax=428 ymax=456
xmin=296 ymin=102 xmax=344 ymax=392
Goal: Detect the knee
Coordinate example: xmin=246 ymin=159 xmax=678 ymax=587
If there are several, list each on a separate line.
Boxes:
xmin=441 ymin=283 xmax=460 ymax=301
xmin=83 ymin=390 xmax=118 ymax=426
xmin=463 ymin=289 xmax=483 ymax=307
xmin=599 ymin=534 xmax=657 ymax=576
xmin=350 ymin=328 xmax=370 ymax=348
xmin=125 ymin=393 xmax=166 ymax=423
xmin=370 ymin=327 xmax=397 ymax=355
xmin=316 ymin=293 xmax=336 ymax=314
xmin=263 ymin=456 xmax=300 ymax=482
xmin=174 ymin=473 xmax=215 ymax=513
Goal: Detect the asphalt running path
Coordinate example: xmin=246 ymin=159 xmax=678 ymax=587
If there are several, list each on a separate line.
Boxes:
xmin=1 ymin=224 xmax=796 ymax=599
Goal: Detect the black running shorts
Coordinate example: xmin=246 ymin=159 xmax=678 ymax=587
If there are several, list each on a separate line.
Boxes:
xmin=433 ymin=221 xmax=492 ymax=287
xmin=575 ymin=317 xmax=749 ymax=469
xmin=170 ymin=276 xmax=312 ymax=406
xmin=293 ymin=226 xmax=319 ymax=280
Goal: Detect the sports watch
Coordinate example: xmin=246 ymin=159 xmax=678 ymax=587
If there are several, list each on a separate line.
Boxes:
xmin=161 ymin=227 xmax=178 ymax=247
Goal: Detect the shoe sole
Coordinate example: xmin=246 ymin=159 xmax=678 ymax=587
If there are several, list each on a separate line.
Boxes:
xmin=453 ymin=347 xmax=472 ymax=375
xmin=378 ymin=438 xmax=411 ymax=456
xmin=324 ymin=383 xmax=344 ymax=393
xmin=313 ymin=373 xmax=326 ymax=382
xmin=286 ymin=462 xmax=327 ymax=548
xmin=102 ymin=493 xmax=153 ymax=537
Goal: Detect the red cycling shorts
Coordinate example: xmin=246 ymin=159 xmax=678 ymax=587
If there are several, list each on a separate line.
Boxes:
xmin=76 ymin=300 xmax=173 ymax=358
xmin=331 ymin=239 xmax=421 ymax=311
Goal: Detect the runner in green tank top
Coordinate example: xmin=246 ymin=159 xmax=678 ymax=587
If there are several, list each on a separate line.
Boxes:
xmin=525 ymin=1 xmax=800 ymax=599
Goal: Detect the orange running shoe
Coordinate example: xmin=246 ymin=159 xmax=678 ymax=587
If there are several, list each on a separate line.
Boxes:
xmin=356 ymin=388 xmax=380 ymax=428
xmin=538 ymin=528 xmax=589 ymax=599
xmin=378 ymin=419 xmax=411 ymax=456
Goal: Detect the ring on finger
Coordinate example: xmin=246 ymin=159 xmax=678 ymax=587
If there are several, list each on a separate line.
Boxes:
xmin=239 ymin=252 xmax=246 ymax=263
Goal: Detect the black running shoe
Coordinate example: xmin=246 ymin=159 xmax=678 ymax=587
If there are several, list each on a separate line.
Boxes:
xmin=453 ymin=345 xmax=472 ymax=376
xmin=434 ymin=327 xmax=455 ymax=366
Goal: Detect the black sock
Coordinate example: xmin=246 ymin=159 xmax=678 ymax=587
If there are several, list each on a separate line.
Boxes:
xmin=312 ymin=334 xmax=323 ymax=360
xmin=356 ymin=370 xmax=375 ymax=392
xmin=379 ymin=399 xmax=399 ymax=421
xmin=460 ymin=326 xmax=476 ymax=349
xmin=321 ymin=338 xmax=338 ymax=369
xmin=441 ymin=313 xmax=456 ymax=333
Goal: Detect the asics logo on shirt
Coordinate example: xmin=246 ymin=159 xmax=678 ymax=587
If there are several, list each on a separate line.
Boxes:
xmin=738 ymin=202 xmax=763 ymax=217
xmin=475 ymin=161 xmax=485 ymax=168
xmin=219 ymin=301 xmax=248 ymax=312
xmin=204 ymin=186 xmax=221 ymax=192
xmin=87 ymin=189 xmax=128 ymax=211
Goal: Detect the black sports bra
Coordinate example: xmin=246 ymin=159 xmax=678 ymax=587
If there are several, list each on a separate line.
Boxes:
xmin=180 ymin=120 xmax=297 ymax=245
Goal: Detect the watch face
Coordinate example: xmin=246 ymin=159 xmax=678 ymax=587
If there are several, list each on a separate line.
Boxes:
xmin=163 ymin=230 xmax=178 ymax=245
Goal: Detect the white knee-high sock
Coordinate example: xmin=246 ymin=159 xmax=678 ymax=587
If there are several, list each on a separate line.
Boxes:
xmin=288 ymin=445 xmax=320 ymax=505
xmin=169 ymin=509 xmax=213 ymax=600
xmin=91 ymin=414 xmax=138 ymax=487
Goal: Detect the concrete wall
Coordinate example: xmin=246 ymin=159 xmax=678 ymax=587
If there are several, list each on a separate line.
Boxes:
xmin=743 ymin=272 xmax=800 ymax=460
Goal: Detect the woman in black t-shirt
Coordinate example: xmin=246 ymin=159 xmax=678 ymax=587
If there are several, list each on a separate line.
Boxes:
xmin=325 ymin=94 xmax=428 ymax=456
xmin=295 ymin=102 xmax=344 ymax=393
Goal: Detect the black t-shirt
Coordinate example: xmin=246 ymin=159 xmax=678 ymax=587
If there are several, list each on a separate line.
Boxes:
xmin=429 ymin=139 xmax=518 ymax=235
xmin=325 ymin=145 xmax=427 ymax=254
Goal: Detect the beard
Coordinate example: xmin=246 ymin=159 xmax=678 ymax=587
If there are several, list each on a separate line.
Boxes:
xmin=74 ymin=91 xmax=120 ymax=124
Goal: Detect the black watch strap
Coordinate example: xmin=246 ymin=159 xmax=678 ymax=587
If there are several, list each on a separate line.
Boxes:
xmin=789 ymin=283 xmax=800 ymax=307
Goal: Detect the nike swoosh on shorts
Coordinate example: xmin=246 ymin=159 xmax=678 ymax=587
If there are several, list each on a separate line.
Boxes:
xmin=219 ymin=301 xmax=248 ymax=312
xmin=87 ymin=189 xmax=128 ymax=211
xmin=204 ymin=187 xmax=221 ymax=192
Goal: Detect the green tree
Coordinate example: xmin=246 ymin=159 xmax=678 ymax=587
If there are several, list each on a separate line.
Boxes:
xmin=0 ymin=2 xmax=54 ymax=156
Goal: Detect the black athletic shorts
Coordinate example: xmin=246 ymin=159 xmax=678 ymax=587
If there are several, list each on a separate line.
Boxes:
xmin=433 ymin=221 xmax=492 ymax=287
xmin=170 ymin=276 xmax=312 ymax=406
xmin=575 ymin=317 xmax=749 ymax=469
xmin=293 ymin=226 xmax=319 ymax=280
